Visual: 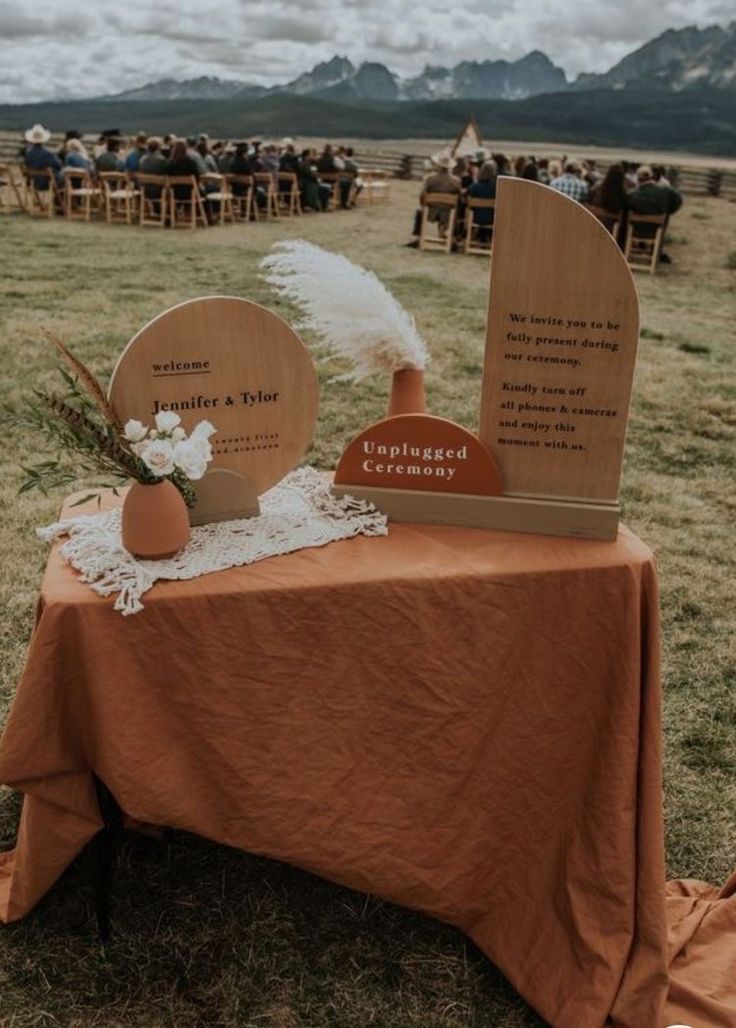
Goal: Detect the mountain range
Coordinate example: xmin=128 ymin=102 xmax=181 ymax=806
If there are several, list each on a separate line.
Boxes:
xmin=98 ymin=22 xmax=735 ymax=104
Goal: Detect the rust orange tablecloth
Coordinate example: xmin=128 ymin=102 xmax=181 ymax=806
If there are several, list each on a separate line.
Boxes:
xmin=1 ymin=507 xmax=735 ymax=1027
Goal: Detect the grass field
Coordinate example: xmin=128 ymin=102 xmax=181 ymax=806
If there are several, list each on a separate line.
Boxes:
xmin=0 ymin=183 xmax=735 ymax=1027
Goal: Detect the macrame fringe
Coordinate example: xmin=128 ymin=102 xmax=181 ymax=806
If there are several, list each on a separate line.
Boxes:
xmin=38 ymin=468 xmax=387 ymax=616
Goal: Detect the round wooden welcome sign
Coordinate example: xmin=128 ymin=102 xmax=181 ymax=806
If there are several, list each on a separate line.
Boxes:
xmin=109 ymin=296 xmax=318 ymax=498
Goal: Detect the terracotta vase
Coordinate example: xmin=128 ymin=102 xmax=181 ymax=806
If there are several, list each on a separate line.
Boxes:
xmin=387 ymin=368 xmax=427 ymax=418
xmin=122 ymin=479 xmax=191 ymax=559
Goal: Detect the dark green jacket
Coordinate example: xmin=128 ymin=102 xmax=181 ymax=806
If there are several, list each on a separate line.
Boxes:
xmin=627 ymin=181 xmax=683 ymax=217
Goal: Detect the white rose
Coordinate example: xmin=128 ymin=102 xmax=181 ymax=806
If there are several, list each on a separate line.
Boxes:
xmin=171 ymin=426 xmax=186 ymax=442
xmin=173 ymin=438 xmax=209 ymax=481
xmin=140 ymin=439 xmax=175 ymax=477
xmin=123 ymin=419 xmax=147 ymax=443
xmin=190 ymin=420 xmax=216 ymax=441
xmin=154 ymin=410 xmax=182 ymax=434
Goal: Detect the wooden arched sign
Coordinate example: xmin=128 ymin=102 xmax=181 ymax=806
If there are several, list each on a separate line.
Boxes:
xmin=109 ymin=296 xmax=318 ymax=522
xmin=479 ymin=178 xmax=639 ymax=504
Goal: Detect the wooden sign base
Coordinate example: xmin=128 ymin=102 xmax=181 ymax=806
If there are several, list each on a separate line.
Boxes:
xmin=331 ymin=483 xmax=619 ymax=541
xmin=189 ymin=469 xmax=260 ymax=526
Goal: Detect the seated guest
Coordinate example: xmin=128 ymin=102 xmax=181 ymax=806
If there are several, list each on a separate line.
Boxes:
xmin=259 ymin=143 xmax=280 ymax=175
xmin=299 ymin=149 xmax=331 ymax=211
xmin=95 ymin=137 xmax=124 ymax=174
xmin=63 ymin=138 xmax=92 ymax=170
xmin=547 ymin=158 xmax=562 ymax=181
xmin=196 ymin=135 xmax=218 ymax=174
xmin=317 ymin=144 xmax=338 ymax=174
xmin=549 ymin=161 xmax=589 ymax=203
xmin=590 ymin=163 xmax=627 ymax=215
xmin=23 ymin=124 xmax=63 ymax=188
xmin=165 ymin=138 xmax=201 ymax=201
xmin=622 ymin=162 xmax=638 ymax=190
xmin=582 ymin=159 xmax=601 ymax=191
xmin=95 ymin=129 xmax=121 ymax=160
xmin=216 ymin=142 xmax=234 ymax=173
xmin=626 ymin=165 xmax=683 ymax=262
xmin=537 ymin=158 xmax=551 ymax=184
xmin=407 ymin=154 xmax=460 ymax=243
xmin=513 ymin=155 xmax=527 ymax=177
xmin=57 ymin=130 xmax=82 ymax=162
xmin=627 ymin=165 xmax=683 ymax=217
xmin=589 ymin=162 xmax=628 ymax=245
xmin=210 ymin=141 xmax=225 ymax=169
xmin=492 ymin=153 xmax=511 ymax=177
xmin=125 ymin=132 xmax=148 ymax=174
xmin=339 ymin=147 xmax=361 ymax=208
xmin=521 ymin=159 xmax=539 ymax=182
xmin=139 ymin=137 xmax=168 ymax=176
xmin=454 ymin=157 xmax=474 ymax=191
xmin=652 ymin=164 xmax=672 ymax=188
xmin=185 ymin=137 xmax=208 ymax=175
xmin=467 ymin=160 xmax=497 ymax=242
xmin=138 ymin=138 xmax=167 ymax=213
xmin=229 ymin=142 xmax=261 ymax=209
xmin=230 ymin=142 xmax=255 ymax=177
xmin=279 ymin=143 xmax=300 ymax=175
xmin=161 ymin=134 xmax=174 ymax=158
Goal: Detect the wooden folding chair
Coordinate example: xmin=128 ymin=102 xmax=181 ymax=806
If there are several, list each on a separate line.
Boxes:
xmin=624 ymin=213 xmax=667 ymax=274
xmin=167 ymin=176 xmax=208 ymax=229
xmin=99 ymin=171 xmax=139 ymax=225
xmin=63 ymin=168 xmax=101 ymax=222
xmin=226 ymin=174 xmax=254 ymax=223
xmin=201 ymin=173 xmax=234 ymax=225
xmin=317 ymin=171 xmax=340 ymax=210
xmin=137 ymin=174 xmax=169 ymax=228
xmin=276 ymin=173 xmax=302 ymax=216
xmin=363 ymin=170 xmax=390 ymax=204
xmin=252 ymin=173 xmax=279 ymax=219
xmin=464 ymin=198 xmax=495 ymax=255
xmin=419 ymin=193 xmax=458 ymax=253
xmin=585 ymin=204 xmax=620 ymax=237
xmin=21 ymin=166 xmax=60 ymax=218
xmin=0 ymin=163 xmax=24 ymax=213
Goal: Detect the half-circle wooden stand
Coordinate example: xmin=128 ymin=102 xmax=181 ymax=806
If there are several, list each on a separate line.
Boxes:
xmin=332 ymin=415 xmax=618 ymax=540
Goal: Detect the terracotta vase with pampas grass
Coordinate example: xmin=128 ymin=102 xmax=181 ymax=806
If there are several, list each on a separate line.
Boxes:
xmin=261 ymin=240 xmax=430 ymax=417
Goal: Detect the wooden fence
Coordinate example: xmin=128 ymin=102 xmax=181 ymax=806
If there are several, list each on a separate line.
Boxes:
xmin=1 ymin=131 xmax=735 ymax=198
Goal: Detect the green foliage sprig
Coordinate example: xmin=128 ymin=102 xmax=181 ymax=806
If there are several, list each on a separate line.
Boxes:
xmin=2 ymin=342 xmax=197 ymax=507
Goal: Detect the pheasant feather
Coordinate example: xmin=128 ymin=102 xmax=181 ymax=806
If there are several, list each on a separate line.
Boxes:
xmin=261 ymin=240 xmax=429 ymax=380
xmin=43 ymin=329 xmax=121 ymax=427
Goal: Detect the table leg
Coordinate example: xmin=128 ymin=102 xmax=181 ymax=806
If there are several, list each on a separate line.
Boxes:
xmin=92 ymin=777 xmax=123 ymax=943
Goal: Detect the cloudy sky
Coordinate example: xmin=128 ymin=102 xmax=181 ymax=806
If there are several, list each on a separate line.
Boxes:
xmin=0 ymin=0 xmax=731 ymax=104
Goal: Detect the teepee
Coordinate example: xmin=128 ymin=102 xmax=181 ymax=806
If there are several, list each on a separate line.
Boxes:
xmin=450 ymin=116 xmax=484 ymax=159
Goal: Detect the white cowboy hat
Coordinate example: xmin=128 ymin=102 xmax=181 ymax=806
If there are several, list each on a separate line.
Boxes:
xmin=431 ymin=152 xmax=453 ymax=170
xmin=25 ymin=123 xmax=51 ymax=144
xmin=281 ymin=136 xmax=294 ymax=147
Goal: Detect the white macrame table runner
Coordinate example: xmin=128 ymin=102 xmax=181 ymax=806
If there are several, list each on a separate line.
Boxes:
xmin=38 ymin=467 xmax=388 ymax=616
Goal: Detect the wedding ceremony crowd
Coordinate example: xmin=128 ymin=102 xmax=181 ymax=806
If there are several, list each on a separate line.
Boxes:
xmin=410 ymin=148 xmax=685 ymax=263
xmin=12 ymin=124 xmax=372 ymax=221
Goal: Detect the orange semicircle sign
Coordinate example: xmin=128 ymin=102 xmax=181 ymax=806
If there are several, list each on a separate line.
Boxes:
xmin=334 ymin=414 xmax=503 ymax=495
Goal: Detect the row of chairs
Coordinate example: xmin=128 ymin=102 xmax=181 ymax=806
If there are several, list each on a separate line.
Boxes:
xmin=419 ymin=193 xmax=668 ymax=273
xmin=0 ymin=165 xmax=391 ymax=228
xmin=585 ymin=204 xmax=667 ymax=274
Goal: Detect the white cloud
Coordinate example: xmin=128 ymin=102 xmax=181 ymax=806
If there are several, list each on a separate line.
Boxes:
xmin=0 ymin=0 xmax=730 ymax=102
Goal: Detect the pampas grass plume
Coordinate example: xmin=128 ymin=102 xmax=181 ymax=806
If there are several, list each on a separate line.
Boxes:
xmin=261 ymin=240 xmax=429 ymax=380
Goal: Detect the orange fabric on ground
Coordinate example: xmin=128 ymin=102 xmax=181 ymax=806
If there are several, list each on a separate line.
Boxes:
xmin=1 ymin=506 xmax=734 ymax=1027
